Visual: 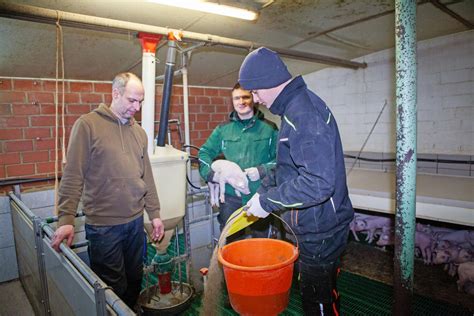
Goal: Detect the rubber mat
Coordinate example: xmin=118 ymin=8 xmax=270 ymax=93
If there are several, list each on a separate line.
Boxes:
xmin=143 ymin=235 xmax=471 ymax=315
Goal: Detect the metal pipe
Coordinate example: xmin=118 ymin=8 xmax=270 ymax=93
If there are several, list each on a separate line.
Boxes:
xmin=44 ymin=210 xmax=85 ymax=223
xmin=394 ymin=0 xmax=417 ymax=315
xmin=430 ymin=0 xmax=473 ymax=29
xmin=9 ymin=192 xmax=36 ymax=220
xmin=156 ymin=40 xmax=177 ymax=146
xmin=182 ymin=53 xmax=191 ymax=177
xmin=155 ymin=68 xmax=183 ymax=81
xmin=0 ymin=1 xmax=367 ymax=69
xmin=140 ymin=34 xmax=161 ymax=156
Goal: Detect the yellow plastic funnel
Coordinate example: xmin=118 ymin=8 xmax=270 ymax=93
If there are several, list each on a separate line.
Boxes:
xmin=225 ymin=207 xmax=259 ymax=237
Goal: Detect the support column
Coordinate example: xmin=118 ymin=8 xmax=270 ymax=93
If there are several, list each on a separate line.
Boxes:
xmin=394 ymin=0 xmax=417 ymax=315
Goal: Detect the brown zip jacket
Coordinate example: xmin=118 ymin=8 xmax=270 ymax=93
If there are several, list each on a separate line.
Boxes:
xmin=57 ymin=103 xmax=161 ymax=227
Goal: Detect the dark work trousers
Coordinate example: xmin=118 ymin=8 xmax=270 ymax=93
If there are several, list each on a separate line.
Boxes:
xmin=218 ymin=194 xmax=273 ymax=243
xmin=85 ymin=216 xmax=145 ymax=310
xmin=297 ymin=225 xmax=350 ymax=316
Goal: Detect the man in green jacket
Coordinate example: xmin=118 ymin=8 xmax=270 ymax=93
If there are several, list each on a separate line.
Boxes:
xmin=199 ymin=83 xmax=278 ymax=239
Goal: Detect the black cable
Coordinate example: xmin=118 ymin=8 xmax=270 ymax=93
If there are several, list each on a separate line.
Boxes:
xmin=343 ymin=154 xmax=473 ymax=165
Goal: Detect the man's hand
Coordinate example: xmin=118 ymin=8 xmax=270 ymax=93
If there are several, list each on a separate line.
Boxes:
xmin=245 ymin=193 xmax=269 ymax=218
xmin=244 ymin=167 xmax=260 ymax=181
xmin=208 ymin=182 xmax=220 ymax=207
xmin=51 ymin=224 xmax=75 ymax=252
xmin=151 ymin=218 xmax=165 ymax=242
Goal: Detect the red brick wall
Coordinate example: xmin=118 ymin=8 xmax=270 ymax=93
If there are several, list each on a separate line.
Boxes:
xmin=0 ymin=77 xmax=232 ymax=192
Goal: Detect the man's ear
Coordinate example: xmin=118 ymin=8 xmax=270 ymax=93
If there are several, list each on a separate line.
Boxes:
xmin=112 ymin=88 xmax=121 ymax=100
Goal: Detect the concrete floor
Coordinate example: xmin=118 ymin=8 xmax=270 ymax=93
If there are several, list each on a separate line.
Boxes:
xmin=0 ymin=280 xmax=34 ymax=316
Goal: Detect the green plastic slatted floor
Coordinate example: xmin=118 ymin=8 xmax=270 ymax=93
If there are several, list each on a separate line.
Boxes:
xmin=144 ymin=235 xmax=471 ymax=315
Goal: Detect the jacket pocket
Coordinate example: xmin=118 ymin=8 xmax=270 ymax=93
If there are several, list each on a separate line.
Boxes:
xmin=93 ymin=177 xmax=147 ymax=216
xmin=283 ymin=203 xmax=338 ymax=235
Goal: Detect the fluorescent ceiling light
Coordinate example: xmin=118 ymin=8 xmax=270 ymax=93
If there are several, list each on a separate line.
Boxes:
xmin=147 ymin=0 xmax=259 ymax=21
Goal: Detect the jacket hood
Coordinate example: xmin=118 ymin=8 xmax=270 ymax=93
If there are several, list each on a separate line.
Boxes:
xmin=93 ymin=103 xmax=136 ymax=126
xmin=93 ymin=103 xmax=136 ymax=152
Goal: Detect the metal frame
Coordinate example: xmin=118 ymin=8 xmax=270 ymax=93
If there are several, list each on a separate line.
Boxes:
xmin=33 ymin=217 xmax=52 ymax=315
xmin=8 ymin=192 xmax=134 ymax=316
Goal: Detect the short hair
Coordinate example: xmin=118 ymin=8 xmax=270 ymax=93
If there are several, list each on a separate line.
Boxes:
xmin=112 ymin=72 xmax=140 ymax=95
xmin=232 ymin=82 xmax=242 ymax=92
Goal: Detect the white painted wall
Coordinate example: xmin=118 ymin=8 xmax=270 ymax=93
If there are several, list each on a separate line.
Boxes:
xmin=304 ymin=30 xmax=473 ymax=155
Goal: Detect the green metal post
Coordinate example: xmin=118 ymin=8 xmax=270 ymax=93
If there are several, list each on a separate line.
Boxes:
xmin=394 ymin=0 xmax=417 ymax=315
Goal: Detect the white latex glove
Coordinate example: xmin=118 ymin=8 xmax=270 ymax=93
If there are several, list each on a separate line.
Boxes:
xmin=244 ymin=167 xmax=260 ymax=181
xmin=211 ymin=160 xmax=250 ymax=202
xmin=245 ymin=193 xmax=269 ymax=218
xmin=208 ymin=182 xmax=220 ymax=207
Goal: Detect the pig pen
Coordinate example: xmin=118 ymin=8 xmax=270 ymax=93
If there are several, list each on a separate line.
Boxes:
xmin=344 ymin=169 xmax=473 ymax=312
xmin=342 ymin=229 xmax=474 ymax=312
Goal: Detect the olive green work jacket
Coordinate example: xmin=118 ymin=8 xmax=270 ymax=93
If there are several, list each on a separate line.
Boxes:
xmin=198 ymin=109 xmax=278 ymax=204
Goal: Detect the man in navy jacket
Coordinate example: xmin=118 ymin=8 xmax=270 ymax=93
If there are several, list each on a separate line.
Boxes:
xmin=239 ymin=47 xmax=354 ymax=316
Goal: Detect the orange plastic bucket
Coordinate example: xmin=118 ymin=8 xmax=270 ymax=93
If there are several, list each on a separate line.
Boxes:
xmin=218 ymin=238 xmax=299 ymax=316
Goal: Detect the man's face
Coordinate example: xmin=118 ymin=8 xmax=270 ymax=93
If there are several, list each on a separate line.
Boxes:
xmin=112 ymin=79 xmax=144 ymax=121
xmin=232 ymin=88 xmax=254 ymax=119
xmin=251 ymin=88 xmax=278 ymax=109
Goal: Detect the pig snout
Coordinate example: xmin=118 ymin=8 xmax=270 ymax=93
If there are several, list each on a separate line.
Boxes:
xmin=433 ymin=250 xmax=449 ymax=265
xmin=457 ymin=248 xmax=473 ymax=264
xmin=457 ymin=262 xmax=474 ymax=293
xmin=434 ymin=240 xmax=451 ymax=250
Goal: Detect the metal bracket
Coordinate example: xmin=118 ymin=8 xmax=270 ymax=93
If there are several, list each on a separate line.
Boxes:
xmin=33 ymin=217 xmax=52 ymax=316
xmin=93 ymin=281 xmax=107 ymax=316
xmin=13 ymin=184 xmax=21 ymax=199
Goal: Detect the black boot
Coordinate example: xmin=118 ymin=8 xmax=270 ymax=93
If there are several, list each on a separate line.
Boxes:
xmin=299 ymin=261 xmax=340 ymax=316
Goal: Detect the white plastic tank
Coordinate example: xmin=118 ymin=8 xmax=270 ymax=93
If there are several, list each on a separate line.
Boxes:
xmin=144 ymin=144 xmax=188 ymax=252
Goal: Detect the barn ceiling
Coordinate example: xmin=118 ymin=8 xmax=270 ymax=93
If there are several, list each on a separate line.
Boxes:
xmin=0 ymin=0 xmax=472 ymax=87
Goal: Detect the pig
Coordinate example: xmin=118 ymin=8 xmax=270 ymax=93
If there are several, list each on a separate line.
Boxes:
xmin=376 ymin=227 xmax=394 ymax=247
xmin=457 ymin=262 xmax=474 ymax=294
xmin=434 ymin=230 xmax=474 ymax=245
xmin=415 ymin=231 xmax=433 ymax=265
xmin=458 ymin=248 xmax=473 ymax=263
xmin=433 ymin=239 xmax=452 ymax=250
xmin=416 ymin=223 xmax=454 ymax=236
xmin=433 ymin=246 xmax=472 ymax=276
xmin=352 ymin=216 xmax=393 ymax=243
xmin=350 ymin=213 xmax=378 ymax=241
xmin=211 ymin=160 xmax=250 ymax=203
xmin=432 ymin=246 xmax=460 ymax=265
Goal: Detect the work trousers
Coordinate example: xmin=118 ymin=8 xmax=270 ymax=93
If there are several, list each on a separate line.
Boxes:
xmin=296 ymin=225 xmax=350 ymax=316
xmin=85 ymin=216 xmax=145 ymax=310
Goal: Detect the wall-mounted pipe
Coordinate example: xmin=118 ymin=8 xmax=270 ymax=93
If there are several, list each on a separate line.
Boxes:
xmin=394 ymin=0 xmax=417 ymax=315
xmin=0 ymin=1 xmax=367 ymax=69
xmin=430 ymin=0 xmax=473 ymax=29
xmin=156 ymin=40 xmax=177 ymax=146
xmin=182 ymin=54 xmax=191 ymax=151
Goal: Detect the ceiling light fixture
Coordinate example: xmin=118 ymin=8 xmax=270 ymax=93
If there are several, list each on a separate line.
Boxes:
xmin=147 ymin=0 xmax=259 ymax=21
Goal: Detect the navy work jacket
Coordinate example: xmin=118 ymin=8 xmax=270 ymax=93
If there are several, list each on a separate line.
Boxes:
xmin=258 ymin=76 xmax=354 ymax=241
